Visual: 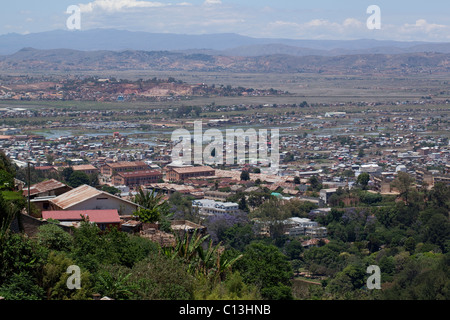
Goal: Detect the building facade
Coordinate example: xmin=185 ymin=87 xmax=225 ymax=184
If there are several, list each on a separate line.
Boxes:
xmin=101 ymin=161 xmax=149 ymax=176
xmin=166 ymin=166 xmax=215 ymax=181
xmin=191 ymin=199 xmax=239 ymax=217
xmin=112 ymin=170 xmax=163 ymax=187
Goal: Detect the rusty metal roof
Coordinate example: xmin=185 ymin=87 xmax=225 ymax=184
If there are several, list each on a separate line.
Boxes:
xmin=104 ymin=161 xmax=148 ymax=168
xmin=72 ymin=164 xmax=98 ymax=171
xmin=171 ymin=166 xmax=214 ymax=174
xmin=49 ymin=184 xmax=102 ymax=209
xmin=23 ymin=179 xmax=71 ymax=197
xmin=117 ymin=170 xmax=162 ymax=178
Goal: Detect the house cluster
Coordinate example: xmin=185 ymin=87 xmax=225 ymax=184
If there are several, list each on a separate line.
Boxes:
xmin=2 ymin=105 xmax=449 ymax=248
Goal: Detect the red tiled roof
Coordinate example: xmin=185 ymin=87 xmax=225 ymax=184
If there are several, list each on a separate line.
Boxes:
xmin=35 ymin=166 xmax=56 ymax=170
xmin=42 ymin=209 xmax=121 ymax=224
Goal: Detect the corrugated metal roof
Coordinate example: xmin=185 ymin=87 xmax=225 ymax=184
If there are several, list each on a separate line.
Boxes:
xmin=105 ymin=161 xmax=148 ymax=168
xmin=23 ymin=179 xmax=70 ymax=197
xmin=172 ymin=166 xmax=214 ymax=174
xmin=72 ymin=164 xmax=98 ymax=171
xmin=49 ymin=184 xmax=103 ymax=209
xmin=49 ymin=184 xmax=140 ymax=210
xmin=117 ymin=170 xmax=162 ymax=178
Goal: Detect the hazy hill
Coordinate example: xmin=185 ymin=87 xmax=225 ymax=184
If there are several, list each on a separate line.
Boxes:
xmin=2 ymin=29 xmax=450 ymax=56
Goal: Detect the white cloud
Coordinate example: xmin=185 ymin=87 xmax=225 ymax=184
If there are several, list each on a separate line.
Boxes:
xmin=72 ymin=2 xmax=450 ymax=42
xmin=203 ymin=0 xmax=222 ymax=5
xmin=79 ymin=0 xmax=174 ymax=13
xmin=404 ymin=19 xmax=446 ymax=32
xmin=393 ymin=19 xmax=450 ymax=41
xmin=343 ymin=18 xmax=364 ymax=28
xmin=267 ymin=18 xmax=368 ymax=39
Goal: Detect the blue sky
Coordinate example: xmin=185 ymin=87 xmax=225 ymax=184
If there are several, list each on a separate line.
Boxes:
xmin=2 ymin=0 xmax=450 ymax=41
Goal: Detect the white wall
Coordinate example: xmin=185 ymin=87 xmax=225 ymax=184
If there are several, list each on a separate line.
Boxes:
xmin=67 ymin=194 xmax=138 ymax=215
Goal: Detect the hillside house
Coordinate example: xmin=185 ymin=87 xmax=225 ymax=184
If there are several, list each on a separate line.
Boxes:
xmin=48 ymin=184 xmax=140 ymax=215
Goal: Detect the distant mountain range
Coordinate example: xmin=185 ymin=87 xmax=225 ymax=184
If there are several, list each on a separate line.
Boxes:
xmin=1 ymin=47 xmax=449 ymax=75
xmin=1 ymin=29 xmax=450 ymax=56
xmin=1 ymin=29 xmax=450 ymax=75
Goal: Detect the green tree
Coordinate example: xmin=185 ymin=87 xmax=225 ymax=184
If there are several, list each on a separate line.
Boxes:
xmin=424 ymin=214 xmax=450 ymax=252
xmin=222 ymin=224 xmax=255 ymax=252
xmin=128 ymin=254 xmax=194 ymax=300
xmin=391 ymin=172 xmax=415 ymax=203
xmin=0 ymin=232 xmax=47 ymax=287
xmin=134 ymin=207 xmax=160 ymax=224
xmin=240 ymin=170 xmax=250 ymax=181
xmin=0 ymin=151 xmax=15 ymax=175
xmin=251 ymin=197 xmax=290 ymax=239
xmin=94 ymin=265 xmax=136 ymax=300
xmin=356 ymin=172 xmax=370 ymax=190
xmin=61 ymin=167 xmax=74 ymax=182
xmin=428 ymin=182 xmax=450 ymax=211
xmin=67 ymin=171 xmax=90 ymax=188
xmin=42 ymin=251 xmax=93 ymax=300
xmin=308 ymin=175 xmax=322 ymax=192
xmin=238 ymin=196 xmax=249 ymax=213
xmin=0 ymin=272 xmax=45 ymax=300
xmin=0 ymin=170 xmax=14 ymax=191
xmin=0 ymin=192 xmax=24 ymax=239
xmin=326 ymin=264 xmax=366 ymax=296
xmin=101 ymin=185 xmax=121 ymax=196
xmin=36 ymin=223 xmax=73 ymax=252
xmin=235 ymin=242 xmax=293 ymax=300
xmin=193 ymin=271 xmax=261 ymax=300
xmin=134 ymin=187 xmax=169 ymax=215
xmin=284 ymin=239 xmax=304 ymax=260
xmin=70 ymin=221 xmax=158 ymax=272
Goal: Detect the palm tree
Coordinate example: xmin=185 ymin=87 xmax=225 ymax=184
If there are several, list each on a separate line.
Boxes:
xmin=95 ymin=271 xmax=136 ymax=300
xmin=134 ymin=187 xmax=169 ymax=214
xmin=162 ymin=230 xmax=242 ymax=281
xmin=133 ymin=187 xmax=172 ymax=224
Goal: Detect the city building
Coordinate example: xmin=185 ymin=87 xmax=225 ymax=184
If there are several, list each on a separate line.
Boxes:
xmin=166 ymin=165 xmax=215 ymax=181
xmin=72 ymin=164 xmax=99 ymax=175
xmin=112 ymin=170 xmax=163 ymax=187
xmin=100 ymin=161 xmax=149 ymax=176
xmin=191 ymin=199 xmax=239 ymax=217
xmin=319 ymin=188 xmax=338 ymax=205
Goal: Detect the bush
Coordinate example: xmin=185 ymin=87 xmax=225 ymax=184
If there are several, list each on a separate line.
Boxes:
xmin=37 ymin=223 xmax=73 ymax=252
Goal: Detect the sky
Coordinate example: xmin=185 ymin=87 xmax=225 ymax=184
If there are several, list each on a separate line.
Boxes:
xmin=1 ymin=0 xmax=450 ymax=42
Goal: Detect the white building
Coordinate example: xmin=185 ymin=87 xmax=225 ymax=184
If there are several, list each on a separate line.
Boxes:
xmin=306 ymin=226 xmax=328 ymax=238
xmin=359 ymin=164 xmax=381 ymax=173
xmin=284 ymin=217 xmax=320 ymax=237
xmin=319 ymin=188 xmax=337 ymax=205
xmin=192 ymin=199 xmax=240 ymax=217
